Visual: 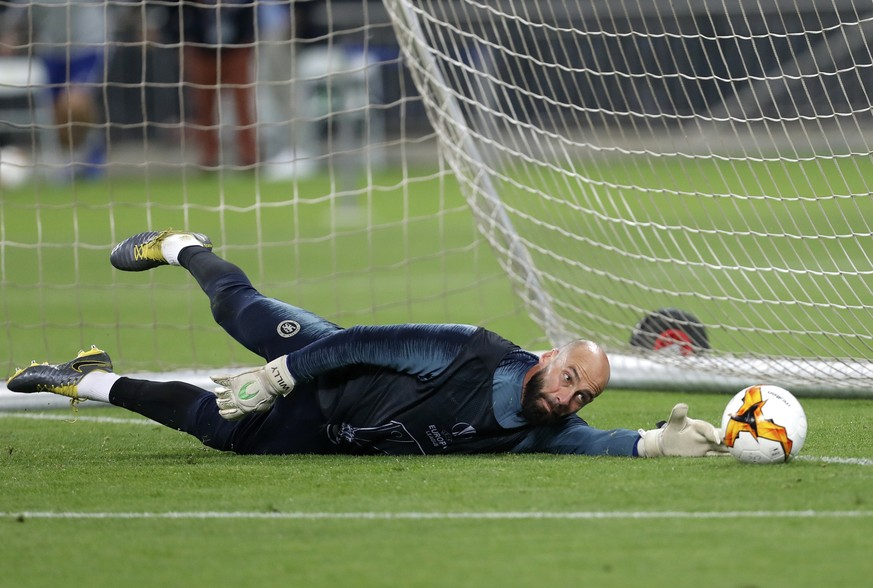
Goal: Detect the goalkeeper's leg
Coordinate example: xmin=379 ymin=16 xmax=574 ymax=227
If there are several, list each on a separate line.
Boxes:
xmin=176 ymin=246 xmax=343 ymax=361
xmin=4 ymin=347 xmax=298 ymax=453
xmin=107 ymin=377 xmax=334 ymax=454
xmin=111 ymin=230 xmax=343 ymax=360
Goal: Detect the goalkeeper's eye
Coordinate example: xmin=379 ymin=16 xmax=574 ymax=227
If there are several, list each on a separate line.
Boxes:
xmin=575 ymin=390 xmax=593 ymax=407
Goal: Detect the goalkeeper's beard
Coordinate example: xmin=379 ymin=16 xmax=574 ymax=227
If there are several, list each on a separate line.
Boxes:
xmin=520 ymin=369 xmax=561 ymax=426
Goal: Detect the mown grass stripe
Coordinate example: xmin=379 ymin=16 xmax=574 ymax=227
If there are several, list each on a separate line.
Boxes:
xmin=3 ymin=510 xmax=872 ymax=521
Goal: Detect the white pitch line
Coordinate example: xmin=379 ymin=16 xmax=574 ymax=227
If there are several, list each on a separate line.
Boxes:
xmin=3 ymin=412 xmax=873 ymax=467
xmin=0 ymin=412 xmax=157 ymax=426
xmin=2 ymin=510 xmax=872 ymax=521
xmin=797 ymin=455 xmax=873 ymax=467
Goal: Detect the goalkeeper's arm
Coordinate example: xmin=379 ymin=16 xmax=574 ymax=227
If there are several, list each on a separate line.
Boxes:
xmin=211 ymin=323 xmax=480 ymax=420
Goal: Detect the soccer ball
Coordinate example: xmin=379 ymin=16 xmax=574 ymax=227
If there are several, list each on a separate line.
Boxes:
xmin=0 ymin=146 xmax=33 ymax=189
xmin=721 ymin=385 xmax=808 ymax=464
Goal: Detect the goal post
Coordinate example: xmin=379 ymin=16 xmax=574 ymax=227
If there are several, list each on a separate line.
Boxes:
xmin=384 ymin=0 xmax=570 ymax=346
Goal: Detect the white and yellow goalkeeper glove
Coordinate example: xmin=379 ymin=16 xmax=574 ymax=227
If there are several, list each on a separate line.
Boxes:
xmin=211 ymin=356 xmax=296 ymax=421
xmin=638 ymin=403 xmax=729 ymax=457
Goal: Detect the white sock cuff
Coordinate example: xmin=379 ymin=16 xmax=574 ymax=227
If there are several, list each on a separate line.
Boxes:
xmin=77 ymin=371 xmax=122 ymax=403
xmin=162 ymin=234 xmax=205 ymax=266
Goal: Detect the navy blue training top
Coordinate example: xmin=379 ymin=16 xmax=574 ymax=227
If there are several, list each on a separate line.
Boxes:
xmin=283 ymin=324 xmax=640 ymax=456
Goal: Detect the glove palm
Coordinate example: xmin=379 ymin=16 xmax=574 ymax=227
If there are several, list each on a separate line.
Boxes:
xmin=639 ymin=403 xmax=729 ymax=457
xmin=211 ymin=356 xmax=295 ymax=421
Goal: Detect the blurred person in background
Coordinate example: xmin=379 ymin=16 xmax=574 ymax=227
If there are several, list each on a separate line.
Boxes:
xmin=0 ymin=0 xmax=114 ymax=180
xmin=156 ymin=0 xmax=260 ymax=169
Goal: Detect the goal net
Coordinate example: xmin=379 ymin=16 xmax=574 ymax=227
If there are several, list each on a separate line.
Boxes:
xmin=384 ymin=0 xmax=873 ymax=396
xmin=1 ymin=0 xmax=872 ymax=408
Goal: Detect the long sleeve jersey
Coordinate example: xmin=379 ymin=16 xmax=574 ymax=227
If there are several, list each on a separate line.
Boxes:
xmin=282 ymin=324 xmax=641 ymax=456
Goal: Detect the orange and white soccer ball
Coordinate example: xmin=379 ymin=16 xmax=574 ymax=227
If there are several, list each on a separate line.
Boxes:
xmin=721 ymin=385 xmax=808 ymax=464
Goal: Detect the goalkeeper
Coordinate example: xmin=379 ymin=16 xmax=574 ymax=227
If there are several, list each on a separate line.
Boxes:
xmin=6 ymin=231 xmax=727 ymax=458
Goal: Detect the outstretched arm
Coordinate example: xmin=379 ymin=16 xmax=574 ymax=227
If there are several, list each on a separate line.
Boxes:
xmin=285 ymin=323 xmax=479 ymax=382
xmin=512 ymin=416 xmax=642 ymax=456
xmin=212 ymin=323 xmax=481 ymax=420
xmin=514 ymin=404 xmax=728 ymax=457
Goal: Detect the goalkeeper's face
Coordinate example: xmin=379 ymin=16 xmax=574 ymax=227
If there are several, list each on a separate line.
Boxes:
xmin=521 ymin=340 xmax=610 ymax=425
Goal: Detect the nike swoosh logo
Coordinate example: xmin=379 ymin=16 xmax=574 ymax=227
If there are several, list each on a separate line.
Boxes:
xmin=238 ymin=382 xmax=258 ymax=400
xmin=72 ymin=359 xmax=109 ymax=373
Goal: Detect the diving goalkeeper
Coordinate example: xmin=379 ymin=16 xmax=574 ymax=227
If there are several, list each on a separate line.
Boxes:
xmin=6 ymin=231 xmax=727 ymax=458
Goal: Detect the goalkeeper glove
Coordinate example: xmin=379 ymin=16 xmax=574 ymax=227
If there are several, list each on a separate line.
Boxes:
xmin=638 ymin=403 xmax=729 ymax=457
xmin=211 ymin=356 xmax=296 ymax=421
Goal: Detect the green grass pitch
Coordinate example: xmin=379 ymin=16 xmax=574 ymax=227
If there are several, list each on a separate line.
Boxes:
xmin=0 ymin=169 xmax=543 ymax=373
xmin=1 ymin=169 xmax=873 ymax=587
xmin=2 ymin=392 xmax=872 ymax=588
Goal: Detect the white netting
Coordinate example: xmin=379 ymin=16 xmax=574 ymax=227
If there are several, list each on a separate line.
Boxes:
xmin=384 ymin=0 xmax=873 ymax=394
xmin=0 ymin=0 xmax=541 ymax=410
